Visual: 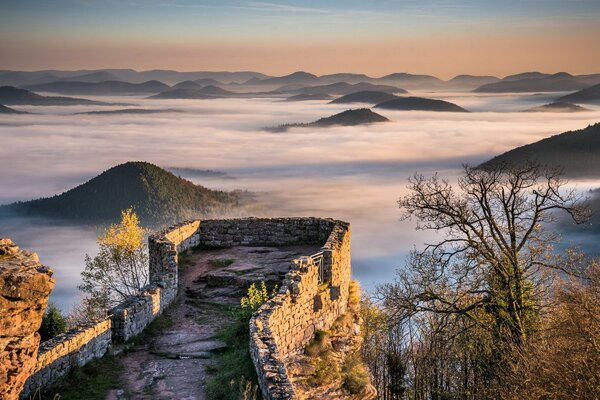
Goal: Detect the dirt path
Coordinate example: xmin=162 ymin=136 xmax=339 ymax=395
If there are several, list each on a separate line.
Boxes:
xmin=110 ymin=245 xmax=318 ymax=400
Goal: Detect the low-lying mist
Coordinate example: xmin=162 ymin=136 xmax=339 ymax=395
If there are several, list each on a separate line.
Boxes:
xmin=1 ymin=95 xmax=599 ymax=311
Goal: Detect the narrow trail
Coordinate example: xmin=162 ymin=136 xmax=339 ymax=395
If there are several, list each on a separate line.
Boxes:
xmin=110 ymin=245 xmax=318 ymax=400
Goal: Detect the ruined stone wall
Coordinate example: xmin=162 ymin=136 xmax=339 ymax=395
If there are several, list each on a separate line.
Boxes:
xmin=249 ymin=221 xmax=352 ymax=400
xmin=20 ymin=319 xmax=112 ymax=396
xmin=13 ymin=217 xmax=350 ymax=400
xmin=0 ymin=239 xmax=55 ymax=400
xmin=197 ymin=217 xmax=334 ymax=248
xmin=20 ymin=220 xmax=201 ymax=397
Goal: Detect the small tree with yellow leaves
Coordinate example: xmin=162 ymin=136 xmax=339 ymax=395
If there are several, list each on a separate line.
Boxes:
xmin=78 ymin=208 xmax=149 ymax=317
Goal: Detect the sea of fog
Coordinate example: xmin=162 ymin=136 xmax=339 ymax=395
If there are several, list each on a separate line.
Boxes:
xmin=1 ymin=92 xmax=599 ymax=311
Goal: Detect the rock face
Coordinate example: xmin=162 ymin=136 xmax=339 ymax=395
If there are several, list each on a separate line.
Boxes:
xmin=0 ymin=238 xmax=54 ymax=400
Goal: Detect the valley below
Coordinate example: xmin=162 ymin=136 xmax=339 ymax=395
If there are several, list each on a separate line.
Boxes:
xmin=1 ymin=92 xmax=600 ymax=312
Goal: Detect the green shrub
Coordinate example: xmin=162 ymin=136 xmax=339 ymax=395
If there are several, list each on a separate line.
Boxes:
xmin=310 ymin=350 xmax=340 ymax=386
xmin=305 ymin=329 xmax=330 ymax=357
xmin=342 ymin=352 xmax=370 ymax=394
xmin=239 ymin=281 xmax=271 ymax=320
xmin=39 ymin=303 xmax=67 ymax=342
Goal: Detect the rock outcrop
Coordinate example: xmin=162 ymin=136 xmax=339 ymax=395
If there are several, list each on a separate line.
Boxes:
xmin=0 ymin=238 xmax=54 ymax=400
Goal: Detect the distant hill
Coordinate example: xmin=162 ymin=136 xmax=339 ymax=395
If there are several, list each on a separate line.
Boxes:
xmin=330 ymin=91 xmax=398 ymax=105
xmin=267 ymin=108 xmax=389 ymax=132
xmin=480 ymin=123 xmax=600 ymax=178
xmin=65 ymin=71 xmax=120 ymax=83
xmin=377 ymin=73 xmax=444 ymax=89
xmin=23 ymin=80 xmax=170 ymax=95
xmin=374 ymin=96 xmax=468 ymax=112
xmin=502 ymin=72 xmax=550 ymax=81
xmin=0 ymin=86 xmax=109 ymax=106
xmin=473 ymin=72 xmax=600 ymax=93
xmin=557 ymin=83 xmax=600 ymax=104
xmin=523 ymin=102 xmax=589 ymax=113
xmin=253 ymin=71 xmax=320 ymax=86
xmin=196 ymin=85 xmax=236 ymax=96
xmin=0 ymin=104 xmax=27 ymax=114
xmin=76 ymin=109 xmax=179 ymax=115
xmin=319 ymin=73 xmax=373 ymax=84
xmin=285 ymin=93 xmax=333 ymax=101
xmin=3 ymin=162 xmax=243 ymax=225
xmin=148 ymin=89 xmax=218 ymax=100
xmin=290 ymin=82 xmax=406 ymax=96
xmin=173 ymin=80 xmax=202 ymax=89
xmin=446 ymin=75 xmax=499 ymax=88
xmin=194 ymin=78 xmax=225 ymax=86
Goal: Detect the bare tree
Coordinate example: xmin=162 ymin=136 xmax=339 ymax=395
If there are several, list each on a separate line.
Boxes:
xmin=380 ymin=162 xmax=589 ymax=347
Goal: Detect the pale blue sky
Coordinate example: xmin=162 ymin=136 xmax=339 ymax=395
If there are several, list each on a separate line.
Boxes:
xmin=1 ymin=0 xmax=599 ymax=76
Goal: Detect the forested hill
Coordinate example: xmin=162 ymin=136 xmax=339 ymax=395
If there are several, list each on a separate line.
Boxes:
xmin=480 ymin=123 xmax=600 ymax=178
xmin=3 ymin=162 xmax=243 ymax=226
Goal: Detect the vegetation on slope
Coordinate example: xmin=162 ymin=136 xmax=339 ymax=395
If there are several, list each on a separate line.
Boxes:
xmin=557 ymin=82 xmax=600 ymax=103
xmin=374 ymin=96 xmax=469 ymax=112
xmin=0 ymin=85 xmax=108 ymax=105
xmin=522 ymin=102 xmax=589 ymax=113
xmin=480 ymin=122 xmax=600 ymax=178
xmin=329 ymin=90 xmax=399 ymax=105
xmin=267 ymin=108 xmax=389 ymax=132
xmin=4 ymin=161 xmax=243 ymax=226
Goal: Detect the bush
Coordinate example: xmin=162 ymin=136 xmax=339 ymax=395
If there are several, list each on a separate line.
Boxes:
xmin=305 ymin=329 xmax=330 ymax=357
xmin=39 ymin=303 xmax=67 ymax=341
xmin=342 ymin=352 xmax=370 ymax=394
xmin=239 ymin=281 xmax=272 ymax=320
xmin=310 ymin=350 xmax=340 ymax=386
xmin=348 ymin=280 xmax=360 ymax=306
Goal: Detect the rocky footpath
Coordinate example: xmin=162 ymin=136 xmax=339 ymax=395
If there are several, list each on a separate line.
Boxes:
xmin=0 ymin=238 xmax=54 ymax=400
xmin=113 ymin=245 xmax=317 ymax=399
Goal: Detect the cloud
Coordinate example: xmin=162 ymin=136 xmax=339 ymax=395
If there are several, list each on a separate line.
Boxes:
xmin=1 ymin=94 xmax=599 ymax=309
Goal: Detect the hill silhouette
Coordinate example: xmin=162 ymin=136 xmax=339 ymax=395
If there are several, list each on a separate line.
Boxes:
xmin=330 ymin=91 xmax=398 ymax=104
xmin=446 ymin=75 xmax=499 ymax=88
xmin=0 ymin=86 xmax=109 ymax=106
xmin=148 ymin=89 xmax=218 ymax=99
xmin=253 ymin=71 xmax=320 ymax=86
xmin=267 ymin=108 xmax=389 ymax=132
xmin=291 ymin=82 xmax=405 ymax=96
xmin=377 ymin=73 xmax=443 ymax=88
xmin=480 ymin=123 xmax=600 ymax=178
xmin=173 ymin=80 xmax=202 ymax=89
xmin=3 ymin=162 xmax=243 ymax=225
xmin=285 ymin=93 xmax=333 ymax=101
xmin=557 ymin=83 xmax=600 ymax=104
xmin=23 ymin=80 xmax=170 ymax=95
xmin=523 ymin=102 xmax=589 ymax=113
xmin=0 ymin=104 xmax=27 ymax=114
xmin=473 ymin=72 xmax=600 ymax=93
xmin=374 ymin=96 xmax=468 ymax=112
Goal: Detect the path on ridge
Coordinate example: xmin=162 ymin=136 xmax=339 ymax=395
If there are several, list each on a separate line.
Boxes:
xmin=109 ymin=245 xmax=319 ymax=400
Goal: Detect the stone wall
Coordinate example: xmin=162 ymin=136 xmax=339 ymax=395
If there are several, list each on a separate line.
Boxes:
xmin=0 ymin=238 xmax=54 ymax=400
xmin=13 ymin=217 xmax=351 ymax=400
xmin=21 ymin=319 xmax=112 ymax=396
xmin=249 ymin=220 xmax=352 ymax=400
xmin=20 ymin=220 xmax=201 ymax=398
xmin=197 ymin=217 xmax=334 ymax=248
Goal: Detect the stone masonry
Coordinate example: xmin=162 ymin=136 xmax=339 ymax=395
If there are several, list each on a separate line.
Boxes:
xmin=0 ymin=238 xmax=54 ymax=400
xmin=249 ymin=220 xmax=352 ymax=400
xmin=12 ymin=217 xmax=351 ymax=400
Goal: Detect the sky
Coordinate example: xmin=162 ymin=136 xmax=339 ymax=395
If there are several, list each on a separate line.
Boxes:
xmin=1 ymin=0 xmax=600 ymax=78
